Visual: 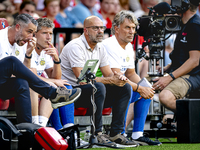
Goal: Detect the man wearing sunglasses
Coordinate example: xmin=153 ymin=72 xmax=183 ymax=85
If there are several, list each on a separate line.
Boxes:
xmin=60 ymin=16 xmax=138 ymax=147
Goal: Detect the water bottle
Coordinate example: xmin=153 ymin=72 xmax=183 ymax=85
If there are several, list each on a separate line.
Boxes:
xmin=84 ymin=130 xmax=90 ymax=142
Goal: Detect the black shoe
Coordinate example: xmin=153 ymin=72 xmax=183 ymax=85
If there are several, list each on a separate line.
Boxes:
xmin=50 ymin=87 xmax=81 ymax=109
xmin=132 ymin=136 xmax=162 ymax=146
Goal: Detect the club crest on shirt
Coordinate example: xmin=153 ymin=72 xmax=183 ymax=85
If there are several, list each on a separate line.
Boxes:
xmin=40 ymin=58 xmax=45 ymax=66
xmin=15 ymin=49 xmax=19 ymax=56
xmin=126 ymin=56 xmax=130 ymax=62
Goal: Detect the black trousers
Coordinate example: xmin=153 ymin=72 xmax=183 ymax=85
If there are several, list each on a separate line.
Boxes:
xmin=74 ymin=82 xmax=131 ymax=136
xmin=0 ymin=56 xmax=57 ymax=123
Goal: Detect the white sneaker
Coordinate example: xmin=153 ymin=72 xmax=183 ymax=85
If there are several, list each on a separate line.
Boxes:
xmin=75 ymin=133 xmax=89 ymax=147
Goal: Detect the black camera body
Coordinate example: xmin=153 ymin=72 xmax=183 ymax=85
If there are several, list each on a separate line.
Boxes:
xmin=136 ymin=0 xmax=190 ymax=76
xmin=137 ymin=0 xmax=189 ymax=40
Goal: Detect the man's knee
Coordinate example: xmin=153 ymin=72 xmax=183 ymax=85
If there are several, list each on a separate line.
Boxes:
xmin=123 ymin=83 xmax=132 ymax=98
xmin=159 ymin=90 xmax=173 ymax=104
xmin=5 ymin=56 xmax=19 ymax=64
xmin=15 ymin=78 xmax=29 ymax=91
xmin=95 ymin=82 xmax=106 ymax=97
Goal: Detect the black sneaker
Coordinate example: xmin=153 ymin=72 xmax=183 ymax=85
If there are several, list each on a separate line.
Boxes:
xmin=109 ymin=134 xmax=139 ymax=147
xmin=96 ymin=133 xmax=117 ymax=147
xmin=133 ymin=136 xmax=162 ymax=146
xmin=50 ymin=87 xmax=81 ymax=109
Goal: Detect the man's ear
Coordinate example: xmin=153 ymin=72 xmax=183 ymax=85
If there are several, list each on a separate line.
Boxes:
xmin=84 ymin=28 xmax=88 ymax=35
xmin=15 ymin=24 xmax=20 ymax=32
xmin=114 ymin=26 xmax=119 ymax=34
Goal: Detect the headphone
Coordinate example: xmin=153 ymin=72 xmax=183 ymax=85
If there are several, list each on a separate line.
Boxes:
xmin=180 ymin=0 xmax=190 ymax=13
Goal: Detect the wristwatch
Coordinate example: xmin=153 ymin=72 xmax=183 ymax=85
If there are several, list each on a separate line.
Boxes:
xmin=169 ymin=73 xmax=175 ymax=80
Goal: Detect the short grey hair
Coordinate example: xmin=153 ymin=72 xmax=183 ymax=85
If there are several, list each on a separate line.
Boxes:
xmin=111 ymin=10 xmax=138 ymax=35
xmin=36 ymin=17 xmax=55 ymax=32
xmin=13 ymin=14 xmax=38 ymax=27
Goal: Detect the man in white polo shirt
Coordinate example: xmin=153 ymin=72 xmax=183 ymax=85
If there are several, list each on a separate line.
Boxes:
xmin=60 ymin=15 xmax=138 ymax=147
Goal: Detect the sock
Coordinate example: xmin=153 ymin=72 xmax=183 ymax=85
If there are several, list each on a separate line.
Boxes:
xmin=132 ymin=97 xmax=151 ymax=135
xmin=39 ymin=116 xmax=49 ymax=127
xmin=132 ymin=131 xmax=143 ymax=140
xmin=60 ymin=84 xmax=74 ymax=125
xmin=49 ymin=108 xmax=63 ymax=130
xmin=32 ymin=116 xmax=39 ymax=125
xmin=60 ymin=103 xmax=74 ymax=125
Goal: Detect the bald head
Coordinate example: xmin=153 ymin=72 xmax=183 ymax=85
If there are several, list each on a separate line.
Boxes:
xmin=84 ymin=16 xmax=103 ymax=28
xmin=83 ymin=16 xmax=104 ymax=49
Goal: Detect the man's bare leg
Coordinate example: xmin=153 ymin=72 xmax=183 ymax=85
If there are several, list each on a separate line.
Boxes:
xmin=39 ymin=97 xmax=53 ymax=126
xmin=30 ymin=89 xmax=39 ymax=124
xmin=159 ymin=89 xmax=177 ymax=113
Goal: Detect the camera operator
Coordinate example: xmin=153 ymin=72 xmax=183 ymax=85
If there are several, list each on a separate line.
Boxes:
xmin=152 ymin=0 xmax=200 ymax=113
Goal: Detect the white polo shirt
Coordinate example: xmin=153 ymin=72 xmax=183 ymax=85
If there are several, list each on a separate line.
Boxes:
xmin=102 ymin=35 xmax=135 ymax=74
xmin=31 ymin=49 xmax=53 ymax=76
xmin=60 ymin=34 xmax=109 ymax=86
xmin=0 ymin=27 xmax=27 ymax=62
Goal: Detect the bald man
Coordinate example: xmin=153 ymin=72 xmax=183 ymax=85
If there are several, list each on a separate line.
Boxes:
xmin=60 ymin=16 xmax=138 ymax=147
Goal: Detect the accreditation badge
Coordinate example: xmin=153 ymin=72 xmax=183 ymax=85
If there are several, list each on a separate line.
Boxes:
xmin=40 ymin=58 xmax=45 ymax=66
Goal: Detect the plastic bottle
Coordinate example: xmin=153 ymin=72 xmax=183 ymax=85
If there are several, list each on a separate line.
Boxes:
xmin=84 ymin=130 xmax=90 ymax=142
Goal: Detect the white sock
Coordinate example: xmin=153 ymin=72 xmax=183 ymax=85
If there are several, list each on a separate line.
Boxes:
xmin=63 ymin=123 xmax=74 ymax=129
xmin=39 ymin=116 xmax=49 ymax=127
xmin=131 ymin=131 xmax=143 ymax=140
xmin=32 ymin=116 xmax=39 ymax=125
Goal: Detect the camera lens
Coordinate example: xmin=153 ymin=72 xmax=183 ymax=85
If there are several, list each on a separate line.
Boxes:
xmin=166 ymin=17 xmax=177 ymax=29
xmin=165 ymin=16 xmax=181 ymax=32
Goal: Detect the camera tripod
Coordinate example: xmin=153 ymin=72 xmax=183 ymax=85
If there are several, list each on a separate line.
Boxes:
xmin=76 ymin=68 xmax=120 ymax=149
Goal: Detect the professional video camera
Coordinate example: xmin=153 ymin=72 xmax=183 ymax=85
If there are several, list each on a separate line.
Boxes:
xmin=136 ymin=0 xmax=190 ymax=76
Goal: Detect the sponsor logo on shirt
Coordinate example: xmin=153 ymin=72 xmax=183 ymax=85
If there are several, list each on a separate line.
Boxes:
xmin=180 ymin=36 xmax=187 ymax=43
xmin=35 ymin=61 xmax=39 ymax=66
xmin=180 ymin=32 xmax=187 ymax=43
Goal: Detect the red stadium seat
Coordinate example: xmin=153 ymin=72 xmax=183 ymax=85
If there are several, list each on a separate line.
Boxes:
xmin=0 ymin=18 xmax=8 ymax=30
xmin=74 ymin=107 xmax=112 ymax=116
xmin=0 ymin=18 xmax=11 ymax=110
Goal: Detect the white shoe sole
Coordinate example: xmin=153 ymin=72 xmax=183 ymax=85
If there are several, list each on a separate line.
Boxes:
xmin=52 ymin=90 xmax=81 ymax=109
xmin=116 ymin=143 xmax=139 ymax=147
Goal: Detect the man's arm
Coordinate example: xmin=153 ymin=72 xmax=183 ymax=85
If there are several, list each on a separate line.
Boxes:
xmin=153 ymin=50 xmax=200 ymax=90
xmin=44 ymin=41 xmax=61 ymax=79
xmin=112 ymin=68 xmax=154 ymax=99
xmin=23 ymin=37 xmax=37 ymax=68
xmin=72 ymin=65 xmax=127 ymax=86
xmin=45 ymin=64 xmax=61 ymax=79
xmin=30 ymin=68 xmax=69 ymax=88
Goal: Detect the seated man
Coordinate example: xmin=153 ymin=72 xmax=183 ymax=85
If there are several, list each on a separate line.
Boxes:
xmin=152 ymin=0 xmax=200 ymax=113
xmin=0 ymin=56 xmax=81 ymax=123
xmin=102 ymin=10 xmax=161 ymax=146
xmin=30 ymin=17 xmax=72 ymax=126
xmin=60 ymin=15 xmax=137 ymax=147
xmin=0 ymin=13 xmax=81 ymax=123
